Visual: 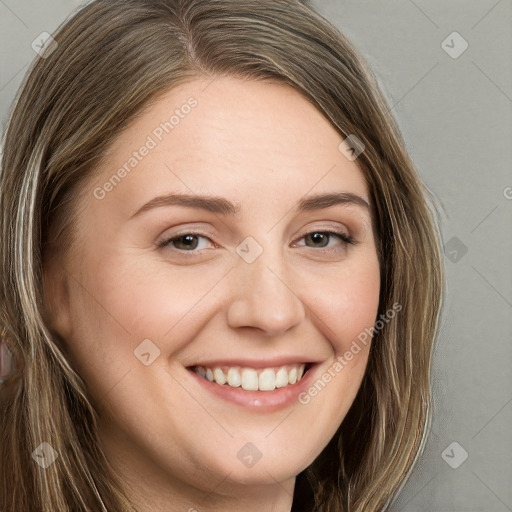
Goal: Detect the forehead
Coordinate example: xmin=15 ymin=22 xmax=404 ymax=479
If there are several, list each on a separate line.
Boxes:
xmin=88 ymin=77 xmax=370 ymax=218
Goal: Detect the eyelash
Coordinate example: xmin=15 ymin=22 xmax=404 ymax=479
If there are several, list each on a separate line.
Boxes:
xmin=157 ymin=229 xmax=355 ymax=255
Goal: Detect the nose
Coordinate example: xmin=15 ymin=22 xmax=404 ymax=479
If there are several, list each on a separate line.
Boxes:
xmin=226 ymin=247 xmax=306 ymax=337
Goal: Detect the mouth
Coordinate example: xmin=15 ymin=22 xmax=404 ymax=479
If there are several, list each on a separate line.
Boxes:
xmin=188 ymin=362 xmax=314 ymax=392
xmin=185 ymin=357 xmax=321 ymax=411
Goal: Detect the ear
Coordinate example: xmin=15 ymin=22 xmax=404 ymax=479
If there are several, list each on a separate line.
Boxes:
xmin=42 ymin=246 xmax=73 ymax=340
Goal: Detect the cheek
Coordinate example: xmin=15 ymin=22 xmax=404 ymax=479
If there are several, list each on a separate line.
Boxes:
xmin=64 ymin=248 xmax=227 ymax=396
xmin=293 ymin=260 xmax=379 ymax=427
xmin=78 ymin=243 xmax=209 ymax=333
xmin=312 ymin=255 xmax=381 ymax=355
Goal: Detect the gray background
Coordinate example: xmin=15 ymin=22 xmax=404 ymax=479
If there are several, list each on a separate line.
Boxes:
xmin=1 ymin=1 xmax=511 ymax=511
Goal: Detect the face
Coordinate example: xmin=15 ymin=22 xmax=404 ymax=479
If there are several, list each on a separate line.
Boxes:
xmin=43 ymin=77 xmax=380 ymax=509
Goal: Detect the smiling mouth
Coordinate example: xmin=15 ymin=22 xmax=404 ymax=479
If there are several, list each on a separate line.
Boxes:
xmin=189 ymin=363 xmax=313 ymax=391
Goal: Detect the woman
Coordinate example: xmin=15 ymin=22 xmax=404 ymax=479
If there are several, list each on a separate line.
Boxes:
xmin=0 ymin=0 xmax=444 ymax=510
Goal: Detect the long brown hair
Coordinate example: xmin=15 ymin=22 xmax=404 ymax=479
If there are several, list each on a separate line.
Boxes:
xmin=0 ymin=1 xmax=444 ymax=510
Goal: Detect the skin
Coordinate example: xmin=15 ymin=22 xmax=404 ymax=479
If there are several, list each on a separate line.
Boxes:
xmin=43 ymin=77 xmax=381 ymax=512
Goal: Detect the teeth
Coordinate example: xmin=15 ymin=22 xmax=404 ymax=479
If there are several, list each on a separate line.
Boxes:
xmin=213 ymin=368 xmax=226 ymax=385
xmin=259 ymin=368 xmax=276 ymax=391
xmin=241 ymin=368 xmax=259 ymax=391
xmin=275 ymin=368 xmax=288 ymax=388
xmin=227 ymin=367 xmax=241 ymax=387
xmin=193 ymin=363 xmax=307 ymax=391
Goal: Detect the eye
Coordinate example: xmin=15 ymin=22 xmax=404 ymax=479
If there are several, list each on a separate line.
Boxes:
xmin=294 ymin=230 xmax=354 ymax=250
xmin=157 ymin=233 xmax=213 ymax=252
xmin=157 ymin=229 xmax=354 ymax=255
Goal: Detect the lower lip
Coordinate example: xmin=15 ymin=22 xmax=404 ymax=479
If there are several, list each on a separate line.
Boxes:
xmin=187 ymin=364 xmax=319 ymax=412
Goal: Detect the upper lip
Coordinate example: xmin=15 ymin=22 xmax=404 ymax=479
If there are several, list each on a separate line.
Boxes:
xmin=187 ymin=357 xmax=320 ymax=368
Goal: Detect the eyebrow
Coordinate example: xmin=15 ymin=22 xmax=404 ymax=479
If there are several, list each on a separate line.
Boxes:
xmin=130 ymin=191 xmax=370 ymax=219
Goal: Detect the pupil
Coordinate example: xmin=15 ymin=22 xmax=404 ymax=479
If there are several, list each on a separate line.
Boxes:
xmin=309 ymin=232 xmax=327 ymax=247
xmin=179 ymin=235 xmax=197 ymax=249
